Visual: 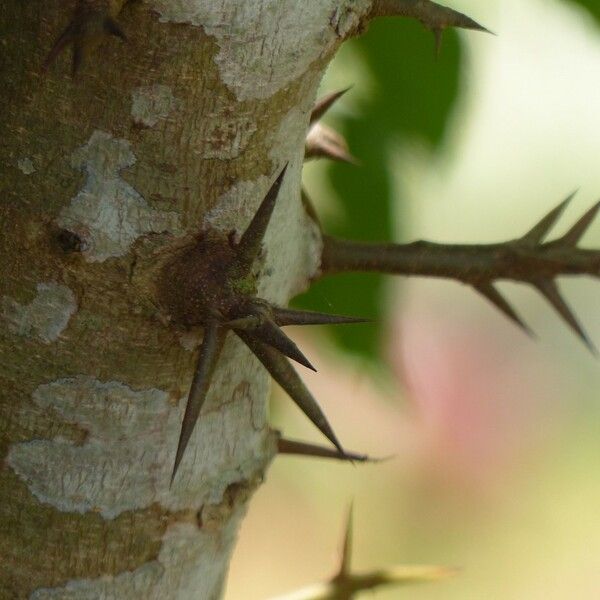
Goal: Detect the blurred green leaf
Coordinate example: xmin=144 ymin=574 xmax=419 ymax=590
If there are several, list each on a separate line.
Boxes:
xmin=296 ymin=18 xmax=466 ymax=360
xmin=568 ymin=0 xmax=600 ymax=21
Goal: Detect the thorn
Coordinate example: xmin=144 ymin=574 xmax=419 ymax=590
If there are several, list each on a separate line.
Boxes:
xmin=372 ymin=0 xmax=492 ymax=36
xmin=271 ymin=306 xmax=371 ymax=327
xmin=473 ymin=282 xmax=533 ymax=337
xmin=337 ymin=503 xmax=353 ymax=578
xmin=278 ymin=438 xmax=372 ymax=462
xmin=238 ymin=332 xmax=345 ymax=455
xmin=42 ymin=21 xmax=77 ymax=73
xmin=104 ymin=17 xmax=127 ymax=41
xmin=305 ymin=123 xmax=358 ymax=165
xmin=171 ymin=322 xmax=226 ymax=485
xmin=533 ymin=279 xmax=597 ymax=355
xmin=42 ymin=10 xmax=127 ymax=77
xmin=521 ymin=191 xmax=577 ymax=245
xmin=235 ymin=165 xmax=288 ymax=275
xmin=310 ymin=88 xmax=351 ymax=125
xmin=245 ymin=318 xmax=317 ymax=372
xmin=555 ymin=200 xmax=600 ymax=247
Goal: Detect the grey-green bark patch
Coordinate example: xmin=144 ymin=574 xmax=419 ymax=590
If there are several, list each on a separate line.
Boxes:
xmin=29 ymin=522 xmax=231 ymax=600
xmin=131 ymin=84 xmax=179 ymax=127
xmin=57 ymin=131 xmax=181 ymax=262
xmin=1 ymin=283 xmax=77 ymax=343
xmin=17 ymin=157 xmax=36 ymax=175
xmin=150 ymin=0 xmax=371 ymax=100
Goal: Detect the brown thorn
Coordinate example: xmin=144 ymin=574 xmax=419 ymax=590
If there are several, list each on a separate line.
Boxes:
xmin=237 ymin=332 xmax=346 ymax=455
xmin=244 ymin=319 xmax=317 ymax=372
xmin=520 ymin=191 xmax=576 ymax=245
xmin=554 ymin=200 xmax=600 ymax=247
xmin=171 ymin=322 xmax=227 ymax=485
xmin=271 ymin=306 xmax=371 ymax=327
xmin=277 ymin=438 xmax=372 ymax=462
xmin=235 ymin=165 xmax=288 ymax=275
xmin=338 ymin=503 xmax=353 ymax=578
xmin=305 ymin=123 xmax=359 ymax=165
xmin=104 ymin=17 xmax=127 ymax=41
xmin=371 ymin=0 xmax=492 ymax=35
xmin=42 ymin=22 xmax=77 ymax=73
xmin=473 ymin=282 xmax=534 ymax=338
xmin=533 ymin=279 xmax=597 ymax=355
xmin=310 ymin=88 xmax=351 ymax=125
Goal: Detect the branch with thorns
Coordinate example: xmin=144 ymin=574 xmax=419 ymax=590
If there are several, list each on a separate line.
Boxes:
xmin=307 ymin=91 xmax=600 ymax=353
xmin=272 ymin=506 xmax=456 ymax=600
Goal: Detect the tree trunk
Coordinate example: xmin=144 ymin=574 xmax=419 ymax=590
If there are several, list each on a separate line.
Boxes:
xmin=0 ymin=1 xmax=371 ymax=597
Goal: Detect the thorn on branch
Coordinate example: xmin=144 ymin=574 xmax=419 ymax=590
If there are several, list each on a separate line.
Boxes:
xmin=369 ymin=0 xmax=491 ymax=54
xmin=43 ymin=3 xmax=127 ymax=77
xmin=319 ymin=193 xmax=600 ymax=353
xmin=277 ymin=437 xmax=375 ymax=463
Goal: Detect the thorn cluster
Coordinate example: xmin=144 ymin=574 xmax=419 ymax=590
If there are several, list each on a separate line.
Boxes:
xmin=43 ymin=1 xmax=127 ymax=77
xmin=320 ymin=193 xmax=600 ymax=353
xmin=273 ymin=507 xmax=456 ymax=600
xmin=159 ymin=167 xmax=368 ymax=483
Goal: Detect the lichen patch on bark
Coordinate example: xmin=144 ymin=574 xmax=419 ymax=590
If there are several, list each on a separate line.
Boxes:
xmin=1 ymin=282 xmax=77 ymax=343
xmin=149 ymin=0 xmax=371 ymax=100
xmin=131 ymin=84 xmax=179 ymax=128
xmin=17 ymin=157 xmax=36 ymax=175
xmin=57 ymin=131 xmax=181 ymax=262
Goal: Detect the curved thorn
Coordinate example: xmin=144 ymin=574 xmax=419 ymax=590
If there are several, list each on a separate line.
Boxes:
xmin=533 ymin=279 xmax=597 ymax=355
xmin=104 ymin=17 xmax=127 ymax=41
xmin=474 ymin=283 xmax=534 ymax=337
xmin=245 ymin=318 xmax=317 ymax=372
xmin=171 ymin=322 xmax=226 ymax=485
xmin=271 ymin=306 xmax=371 ymax=327
xmin=238 ymin=332 xmax=345 ymax=454
xmin=521 ymin=192 xmax=576 ymax=245
xmin=555 ymin=200 xmax=600 ymax=247
xmin=371 ymin=0 xmax=491 ymax=35
xmin=278 ymin=438 xmax=372 ymax=462
xmin=310 ymin=88 xmax=351 ymax=124
xmin=236 ymin=165 xmax=288 ymax=274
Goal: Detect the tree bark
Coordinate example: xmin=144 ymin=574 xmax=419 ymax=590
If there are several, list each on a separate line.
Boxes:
xmin=0 ymin=1 xmax=371 ymax=597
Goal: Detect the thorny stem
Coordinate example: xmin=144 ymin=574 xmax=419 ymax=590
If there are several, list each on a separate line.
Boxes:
xmin=319 ymin=196 xmax=600 ymax=351
xmin=321 ymin=236 xmax=600 ymax=281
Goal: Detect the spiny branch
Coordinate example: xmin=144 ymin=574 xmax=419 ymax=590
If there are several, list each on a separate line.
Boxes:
xmin=272 ymin=508 xmax=456 ymax=599
xmin=320 ymin=194 xmax=600 ymax=351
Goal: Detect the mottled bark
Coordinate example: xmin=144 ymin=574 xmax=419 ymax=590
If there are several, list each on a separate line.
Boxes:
xmin=0 ymin=1 xmax=371 ymax=597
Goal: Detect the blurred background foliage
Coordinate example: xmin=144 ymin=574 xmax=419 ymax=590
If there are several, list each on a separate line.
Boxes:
xmin=295 ymin=18 xmax=464 ymax=360
xmin=228 ymin=1 xmax=600 ymax=598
